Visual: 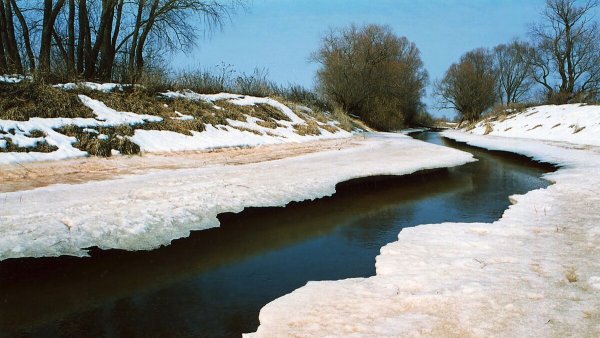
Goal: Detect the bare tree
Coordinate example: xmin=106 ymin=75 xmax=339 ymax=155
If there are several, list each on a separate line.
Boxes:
xmin=530 ymin=0 xmax=600 ymax=103
xmin=9 ymin=0 xmax=35 ymax=72
xmin=39 ymin=0 xmax=67 ymax=76
xmin=435 ymin=48 xmax=497 ymax=122
xmin=494 ymin=40 xmax=535 ymax=104
xmin=313 ymin=24 xmax=428 ymax=130
xmin=0 ymin=0 xmax=22 ymax=73
xmin=2 ymin=0 xmax=242 ymax=81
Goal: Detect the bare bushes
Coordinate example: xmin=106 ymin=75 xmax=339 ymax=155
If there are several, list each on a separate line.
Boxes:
xmin=312 ymin=24 xmax=428 ymax=131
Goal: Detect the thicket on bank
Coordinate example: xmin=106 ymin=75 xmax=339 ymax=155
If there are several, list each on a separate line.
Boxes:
xmin=312 ymin=24 xmax=429 ymax=131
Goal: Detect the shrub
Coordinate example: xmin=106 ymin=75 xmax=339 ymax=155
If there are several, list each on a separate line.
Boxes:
xmin=313 ymin=24 xmax=428 ymax=130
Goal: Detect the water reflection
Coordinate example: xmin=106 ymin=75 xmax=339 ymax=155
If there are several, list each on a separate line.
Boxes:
xmin=0 ymin=132 xmax=553 ymax=337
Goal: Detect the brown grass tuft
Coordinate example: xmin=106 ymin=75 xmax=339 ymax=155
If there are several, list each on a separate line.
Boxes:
xmin=0 ymin=82 xmax=93 ymax=120
xmin=231 ymin=126 xmax=263 ymax=135
xmin=319 ymin=123 xmax=340 ymax=134
xmin=483 ymin=123 xmax=493 ymax=135
xmin=0 ymin=137 xmax=58 ymax=153
xmin=256 ymin=120 xmax=280 ymax=129
xmin=294 ymin=121 xmax=321 ymax=136
xmin=57 ymin=125 xmax=141 ymax=157
xmin=78 ymin=89 xmax=174 ymax=118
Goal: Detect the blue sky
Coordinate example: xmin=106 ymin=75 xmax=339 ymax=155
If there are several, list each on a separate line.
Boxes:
xmin=176 ymin=0 xmax=547 ymax=118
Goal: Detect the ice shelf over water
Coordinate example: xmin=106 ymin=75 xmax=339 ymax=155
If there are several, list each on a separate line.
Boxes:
xmin=0 ymin=133 xmax=474 ymax=260
xmin=247 ymin=125 xmax=600 ymax=337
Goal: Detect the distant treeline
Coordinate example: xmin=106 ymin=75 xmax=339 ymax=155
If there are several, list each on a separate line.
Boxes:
xmin=0 ymin=0 xmax=241 ymax=82
xmin=435 ymin=0 xmax=600 ymax=122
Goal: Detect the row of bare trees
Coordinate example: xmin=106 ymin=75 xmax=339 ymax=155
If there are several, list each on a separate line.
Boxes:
xmin=0 ymin=0 xmax=239 ymax=82
xmin=436 ymin=0 xmax=600 ymax=122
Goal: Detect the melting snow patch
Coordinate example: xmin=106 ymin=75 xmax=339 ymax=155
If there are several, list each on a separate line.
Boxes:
xmin=53 ymin=82 xmax=132 ymax=92
xmin=0 ymin=74 xmax=31 ymax=83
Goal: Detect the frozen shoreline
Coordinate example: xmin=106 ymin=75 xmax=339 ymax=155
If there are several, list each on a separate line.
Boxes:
xmin=0 ymin=133 xmax=474 ymax=260
xmin=247 ymin=130 xmax=600 ymax=337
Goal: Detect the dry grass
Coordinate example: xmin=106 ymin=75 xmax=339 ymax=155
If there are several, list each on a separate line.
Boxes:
xmin=0 ymin=137 xmax=58 ymax=153
xmin=135 ymin=118 xmax=206 ymax=135
xmin=0 ymin=82 xmax=93 ymax=120
xmin=230 ymin=126 xmax=263 ymax=135
xmin=330 ymin=106 xmax=353 ymax=131
xmin=294 ymin=121 xmax=322 ymax=136
xmin=256 ymin=120 xmax=280 ymax=129
xmin=169 ymin=99 xmax=241 ymax=125
xmin=216 ymin=101 xmax=290 ymax=122
xmin=565 ymin=267 xmax=578 ymax=283
xmin=1 ymin=82 xmax=354 ymax=157
xmin=483 ymin=123 xmax=493 ymax=135
xmin=79 ymin=88 xmax=174 ymax=118
xmin=573 ymin=125 xmax=586 ymax=134
xmin=319 ymin=123 xmax=340 ymax=134
xmin=27 ymin=130 xmax=47 ymax=138
xmin=58 ymin=125 xmax=140 ymax=156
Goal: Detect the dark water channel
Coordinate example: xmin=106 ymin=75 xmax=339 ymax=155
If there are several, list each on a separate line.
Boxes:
xmin=0 ymin=132 xmax=554 ymax=338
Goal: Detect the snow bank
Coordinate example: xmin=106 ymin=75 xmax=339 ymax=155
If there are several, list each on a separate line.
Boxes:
xmin=0 ymin=133 xmax=474 ymax=260
xmin=0 ymin=95 xmax=161 ymax=164
xmin=1 ymin=88 xmax=351 ymax=164
xmin=132 ymin=90 xmax=352 ymax=152
xmin=469 ymin=104 xmax=600 ymax=146
xmin=161 ymin=90 xmax=305 ymax=123
xmin=247 ymin=130 xmax=600 ymax=337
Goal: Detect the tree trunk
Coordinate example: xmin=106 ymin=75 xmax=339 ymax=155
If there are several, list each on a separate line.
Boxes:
xmin=135 ymin=0 xmax=160 ymax=77
xmin=10 ymin=0 xmax=35 ymax=72
xmin=128 ymin=0 xmax=146 ymax=82
xmin=67 ymin=0 xmax=75 ymax=78
xmin=93 ymin=0 xmax=117 ymax=81
xmin=0 ymin=20 xmax=6 ymax=73
xmin=2 ymin=0 xmax=22 ymax=73
xmin=77 ymin=0 xmax=93 ymax=79
xmin=39 ymin=0 xmax=66 ymax=77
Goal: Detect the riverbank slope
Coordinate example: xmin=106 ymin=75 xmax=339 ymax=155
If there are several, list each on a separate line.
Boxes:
xmin=248 ymin=105 xmax=600 ymax=337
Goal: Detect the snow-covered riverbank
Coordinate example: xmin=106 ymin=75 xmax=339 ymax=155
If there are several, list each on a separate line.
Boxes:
xmin=247 ymin=114 xmax=600 ymax=337
xmin=0 ymin=133 xmax=474 ymax=260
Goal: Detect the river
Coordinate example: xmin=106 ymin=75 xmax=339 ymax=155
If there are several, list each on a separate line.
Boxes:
xmin=0 ymin=132 xmax=554 ymax=337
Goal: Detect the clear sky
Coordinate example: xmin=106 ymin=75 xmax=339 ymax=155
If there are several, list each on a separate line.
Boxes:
xmin=176 ymin=0 xmax=548 ymax=118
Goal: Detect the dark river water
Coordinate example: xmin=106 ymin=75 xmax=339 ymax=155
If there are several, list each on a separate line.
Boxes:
xmin=0 ymin=132 xmax=554 ymax=338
